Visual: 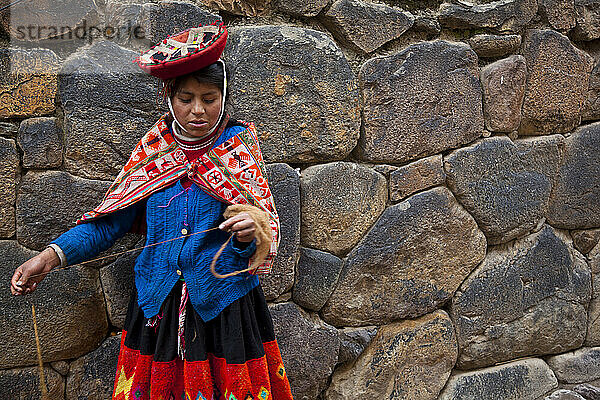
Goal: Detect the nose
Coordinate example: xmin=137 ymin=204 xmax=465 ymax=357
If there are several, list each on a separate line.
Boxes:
xmin=191 ymin=100 xmax=205 ymax=115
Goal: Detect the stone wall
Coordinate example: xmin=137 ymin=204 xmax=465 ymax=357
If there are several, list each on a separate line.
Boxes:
xmin=1 ymin=0 xmax=600 ymax=399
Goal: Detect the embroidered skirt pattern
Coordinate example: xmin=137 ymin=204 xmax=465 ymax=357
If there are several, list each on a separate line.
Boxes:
xmin=112 ymin=281 xmax=294 ymax=400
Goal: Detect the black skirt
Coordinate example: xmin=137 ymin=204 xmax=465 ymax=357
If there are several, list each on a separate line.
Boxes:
xmin=111 ymin=280 xmax=294 ymax=400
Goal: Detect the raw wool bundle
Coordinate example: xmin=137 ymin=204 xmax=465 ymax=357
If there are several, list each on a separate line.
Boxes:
xmin=224 ymin=203 xmax=271 ymax=269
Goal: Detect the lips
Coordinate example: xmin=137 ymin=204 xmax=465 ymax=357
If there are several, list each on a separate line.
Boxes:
xmin=188 ymin=120 xmax=208 ymax=128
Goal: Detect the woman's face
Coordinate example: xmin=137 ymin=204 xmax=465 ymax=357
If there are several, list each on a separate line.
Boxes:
xmin=171 ymin=76 xmax=223 ymax=138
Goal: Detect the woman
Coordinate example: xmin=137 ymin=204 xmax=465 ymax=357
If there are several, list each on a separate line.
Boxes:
xmin=10 ymin=21 xmax=294 ymax=400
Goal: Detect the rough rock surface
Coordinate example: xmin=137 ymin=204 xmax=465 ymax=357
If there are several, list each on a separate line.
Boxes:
xmin=300 ymin=162 xmax=387 ymax=257
xmin=270 ymin=302 xmax=339 ymax=400
xmin=336 ymin=326 xmax=377 ymax=366
xmin=586 ymin=241 xmax=600 ymax=345
xmin=520 ymin=29 xmax=594 ymax=135
xmin=17 ymin=117 xmax=63 ymax=169
xmin=138 ymin=2 xmax=221 ymax=44
xmin=99 ymin=240 xmax=141 ymax=329
xmin=574 ymin=383 xmax=600 ymax=400
xmin=200 ymin=0 xmax=270 ymax=16
xmin=469 ymin=34 xmax=522 ymax=58
xmin=0 ymin=122 xmax=18 ymax=137
xmin=572 ymin=0 xmax=600 ymax=40
xmin=359 ymin=40 xmax=483 ymax=163
xmin=545 ymin=390 xmax=587 ymax=400
xmin=60 ymin=40 xmax=161 ymax=180
xmin=0 ymin=48 xmax=59 ymax=118
xmin=260 ymin=163 xmax=300 ymax=300
xmin=66 ymin=335 xmax=121 ymax=400
xmin=541 ymin=0 xmax=577 ymax=30
xmin=439 ymin=358 xmax=558 ymax=400
xmin=572 ymin=229 xmax=600 ymax=255
xmin=16 ymin=171 xmax=109 ymax=251
xmin=583 ymin=62 xmax=600 ymax=121
xmin=275 ymin=0 xmax=329 ymax=17
xmin=0 ymin=366 xmax=65 ymax=399
xmin=438 ymin=0 xmax=538 ymax=33
xmin=481 ymin=55 xmax=527 ymax=133
xmin=326 ymin=311 xmax=457 ymax=400
xmin=293 ymin=247 xmax=343 ymax=311
xmin=322 ymin=187 xmax=486 ymax=327
xmin=323 ymin=0 xmax=414 ymax=53
xmin=547 ymin=348 xmax=600 ymax=384
xmin=0 ymin=240 xmax=108 ymax=369
xmin=445 ymin=135 xmax=562 ymax=245
xmin=0 ymin=0 xmax=98 ymax=41
xmin=0 ymin=137 xmax=18 ymax=238
xmin=389 ymin=155 xmax=445 ymax=202
xmin=451 ymin=226 xmax=591 ymax=369
xmin=225 ymin=26 xmax=360 ymax=163
xmin=547 ymin=122 xmax=600 ymax=229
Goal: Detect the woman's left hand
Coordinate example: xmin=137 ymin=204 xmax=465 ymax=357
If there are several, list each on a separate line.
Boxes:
xmin=219 ymin=212 xmax=256 ymax=242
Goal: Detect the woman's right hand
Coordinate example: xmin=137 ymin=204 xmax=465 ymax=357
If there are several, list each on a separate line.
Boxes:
xmin=10 ymin=247 xmax=60 ymax=296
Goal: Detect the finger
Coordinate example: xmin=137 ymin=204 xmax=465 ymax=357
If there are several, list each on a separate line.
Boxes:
xmin=11 ymin=268 xmax=22 ymax=288
xmin=231 ymin=220 xmax=254 ymax=232
xmin=219 ymin=213 xmax=249 ymax=231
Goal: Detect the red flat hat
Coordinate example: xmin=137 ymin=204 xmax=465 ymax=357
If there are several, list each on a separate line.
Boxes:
xmin=134 ymin=21 xmax=227 ymax=80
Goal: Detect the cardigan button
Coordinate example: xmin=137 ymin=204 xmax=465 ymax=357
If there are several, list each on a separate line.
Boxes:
xmin=176 ymin=269 xmax=182 ymax=276
xmin=181 ymin=228 xmax=188 ymax=235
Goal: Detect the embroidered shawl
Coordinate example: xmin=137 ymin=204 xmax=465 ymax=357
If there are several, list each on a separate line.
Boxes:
xmin=78 ymin=113 xmax=280 ymax=275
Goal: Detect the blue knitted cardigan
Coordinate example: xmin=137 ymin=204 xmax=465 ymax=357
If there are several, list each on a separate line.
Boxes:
xmin=52 ymin=125 xmax=259 ymax=322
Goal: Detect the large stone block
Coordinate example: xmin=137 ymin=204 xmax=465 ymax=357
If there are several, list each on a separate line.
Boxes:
xmin=359 ymin=40 xmax=483 ymax=164
xmin=225 ymin=26 xmax=360 ymax=163
xmin=0 ymin=240 xmax=108 ymax=369
xmin=270 ymin=302 xmax=339 ymax=400
xmin=445 ymin=135 xmax=562 ymax=245
xmin=199 ymin=0 xmax=271 ymax=16
xmin=0 ymin=366 xmax=65 ymax=399
xmin=66 ymin=335 xmax=121 ymax=400
xmin=260 ymin=163 xmax=300 ymax=300
xmin=481 ymin=55 xmax=527 ymax=133
xmin=546 ymin=390 xmax=587 ymax=400
xmin=16 ymin=171 xmax=109 ymax=251
xmin=389 ymin=155 xmax=445 ymax=202
xmin=0 ymin=48 xmax=59 ymax=118
xmin=293 ymin=247 xmax=343 ymax=312
xmin=583 ymin=61 xmax=600 ymax=121
xmin=138 ymin=1 xmax=221 ymax=44
xmin=336 ymin=326 xmax=377 ymax=366
xmin=547 ymin=348 xmax=600 ymax=384
xmin=572 ymin=229 xmax=600 ymax=255
xmin=100 ymin=238 xmax=141 ymax=329
xmin=0 ymin=122 xmax=18 ymax=137
xmin=0 ymin=0 xmax=98 ymax=41
xmin=438 ymin=0 xmax=538 ymax=33
xmin=60 ymin=40 xmax=162 ymax=180
xmin=574 ymin=383 xmax=600 ymax=399
xmin=520 ymin=29 xmax=594 ymax=135
xmin=325 ymin=311 xmax=457 ymax=400
xmin=275 ymin=0 xmax=328 ymax=17
xmin=0 ymin=137 xmax=18 ymax=238
xmin=541 ymin=0 xmax=577 ymax=30
xmin=321 ymin=187 xmax=486 ymax=327
xmin=451 ymin=226 xmax=591 ymax=369
xmin=586 ymin=241 xmax=600 ymax=345
xmin=323 ymin=0 xmax=414 ymax=53
xmin=571 ymin=0 xmax=600 ymax=41
xmin=17 ymin=117 xmax=63 ymax=169
xmin=439 ymin=358 xmax=558 ymax=400
xmin=547 ymin=122 xmax=600 ymax=229
xmin=300 ymin=162 xmax=387 ymax=257
xmin=469 ymin=34 xmax=522 ymax=58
